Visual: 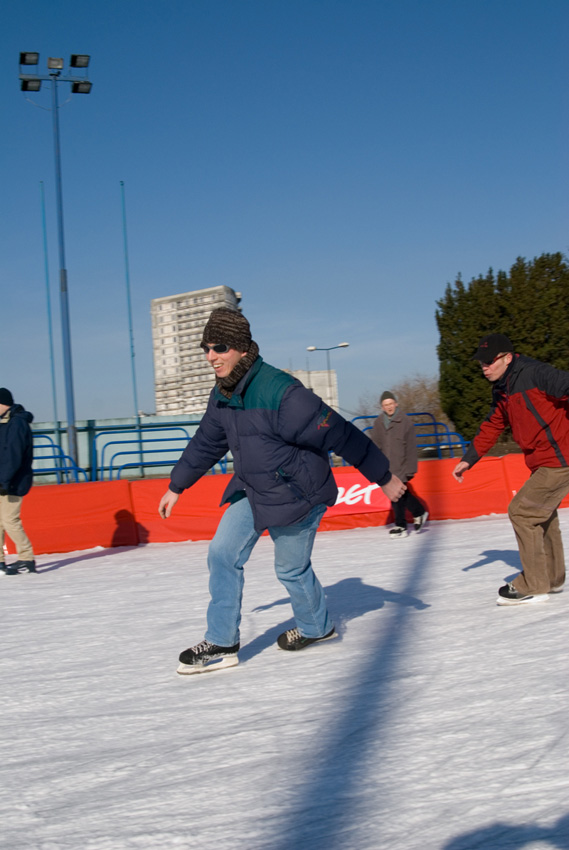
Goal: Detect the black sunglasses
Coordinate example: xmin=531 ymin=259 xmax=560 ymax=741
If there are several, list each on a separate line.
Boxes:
xmin=201 ymin=343 xmax=231 ymax=354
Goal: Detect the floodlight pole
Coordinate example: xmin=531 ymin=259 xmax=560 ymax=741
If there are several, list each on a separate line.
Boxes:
xmin=50 ymin=69 xmax=78 ymax=464
xmin=19 ymin=54 xmax=91 ymax=464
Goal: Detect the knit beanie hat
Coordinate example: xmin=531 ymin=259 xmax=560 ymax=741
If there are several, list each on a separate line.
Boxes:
xmin=201 ymin=307 xmax=252 ymax=352
xmin=380 ymin=391 xmax=397 ymax=403
xmin=201 ymin=307 xmax=259 ymax=399
xmin=0 ymin=388 xmax=14 ymax=406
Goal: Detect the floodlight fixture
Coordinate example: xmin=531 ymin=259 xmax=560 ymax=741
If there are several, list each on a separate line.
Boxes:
xmin=20 ymin=52 xmax=39 ymax=65
xmin=17 ymin=48 xmax=95 ymax=465
xmin=307 ymin=343 xmax=350 ymax=352
xmin=21 ymin=78 xmax=42 ymax=92
xmin=70 ymin=54 xmax=90 ymax=68
xmin=71 ymin=80 xmax=92 ymax=94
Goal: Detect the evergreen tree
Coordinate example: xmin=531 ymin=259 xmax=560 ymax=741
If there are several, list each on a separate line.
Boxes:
xmin=436 ymin=269 xmax=501 ymax=438
xmin=498 ymin=254 xmax=569 ymax=369
xmin=436 ymin=252 xmax=569 ymax=440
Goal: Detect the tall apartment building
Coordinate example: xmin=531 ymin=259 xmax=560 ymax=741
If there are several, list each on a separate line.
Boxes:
xmin=151 ymin=285 xmax=242 ymax=417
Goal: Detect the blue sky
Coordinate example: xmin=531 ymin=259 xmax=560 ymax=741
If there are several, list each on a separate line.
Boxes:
xmin=2 ymin=0 xmax=568 ymax=423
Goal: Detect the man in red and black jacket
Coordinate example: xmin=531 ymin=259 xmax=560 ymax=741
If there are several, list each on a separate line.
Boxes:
xmin=453 ymin=333 xmax=569 ymax=606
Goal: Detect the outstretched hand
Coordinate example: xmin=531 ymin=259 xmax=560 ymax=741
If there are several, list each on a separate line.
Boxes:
xmin=159 ymin=489 xmax=179 ymax=518
xmin=381 ymin=474 xmax=406 ymax=502
xmin=452 ymin=461 xmax=470 ymax=483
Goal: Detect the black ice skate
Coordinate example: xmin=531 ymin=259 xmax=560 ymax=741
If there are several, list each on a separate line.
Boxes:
xmin=177 ymin=639 xmax=240 ymax=675
xmin=413 ymin=511 xmax=429 ymax=532
xmin=496 ymin=582 xmax=548 ymax=606
xmin=277 ymin=627 xmax=337 ymax=651
xmin=5 ymin=560 xmax=37 ymax=575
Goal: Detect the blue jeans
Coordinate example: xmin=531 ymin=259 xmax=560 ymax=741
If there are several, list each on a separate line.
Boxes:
xmin=204 ymin=497 xmax=332 ymax=647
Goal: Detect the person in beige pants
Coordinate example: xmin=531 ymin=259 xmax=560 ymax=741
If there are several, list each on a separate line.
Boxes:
xmin=0 ymin=388 xmax=36 ymax=575
xmin=452 ymin=334 xmax=569 ymax=606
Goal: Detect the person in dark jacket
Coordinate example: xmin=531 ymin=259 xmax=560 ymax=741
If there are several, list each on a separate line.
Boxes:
xmin=0 ymin=388 xmax=36 ymax=575
xmin=369 ymin=391 xmax=428 ymax=538
xmin=453 ymin=333 xmax=569 ymax=605
xmin=159 ymin=308 xmax=405 ymax=674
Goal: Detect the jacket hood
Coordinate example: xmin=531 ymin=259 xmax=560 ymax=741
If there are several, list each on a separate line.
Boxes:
xmin=8 ymin=404 xmax=34 ymax=424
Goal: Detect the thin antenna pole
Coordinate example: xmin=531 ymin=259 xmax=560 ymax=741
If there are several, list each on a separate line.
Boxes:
xmin=120 ymin=181 xmax=144 ymax=476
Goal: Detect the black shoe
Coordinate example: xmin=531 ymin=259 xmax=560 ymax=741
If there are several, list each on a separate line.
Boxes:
xmin=389 ymin=526 xmax=408 ymax=538
xmin=7 ymin=560 xmax=36 ymax=574
xmin=277 ymin=627 xmax=337 ymax=651
xmin=497 ymin=582 xmax=548 ymax=606
xmin=0 ymin=562 xmax=6 ymax=575
xmin=413 ymin=511 xmax=429 ymax=532
xmin=177 ymin=640 xmax=240 ymax=675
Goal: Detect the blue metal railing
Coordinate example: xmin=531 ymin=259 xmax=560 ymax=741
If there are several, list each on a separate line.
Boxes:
xmin=32 ymin=411 xmax=468 ymax=484
xmin=94 ymin=427 xmax=191 ymax=481
xmin=93 ymin=427 xmax=229 ymax=480
xmin=32 ymin=434 xmax=88 ymax=483
xmin=32 ymin=421 xmax=232 ymax=484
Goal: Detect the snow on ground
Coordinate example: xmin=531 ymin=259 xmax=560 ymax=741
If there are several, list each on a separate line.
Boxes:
xmin=1 ymin=512 xmax=569 ymax=850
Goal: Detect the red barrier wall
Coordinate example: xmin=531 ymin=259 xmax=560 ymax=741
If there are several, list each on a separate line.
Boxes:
xmin=17 ymin=481 xmax=136 ymax=554
xmin=129 ymin=476 xmax=230 ymax=543
xmin=5 ymin=455 xmax=567 ymax=556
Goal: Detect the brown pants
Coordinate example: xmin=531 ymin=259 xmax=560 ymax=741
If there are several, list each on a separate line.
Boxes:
xmin=508 ymin=466 xmax=569 ymax=595
xmin=0 ymin=494 xmax=34 ymax=562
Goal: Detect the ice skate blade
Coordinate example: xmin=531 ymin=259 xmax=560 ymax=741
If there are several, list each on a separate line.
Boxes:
xmin=177 ymin=655 xmax=239 ymax=675
xmin=496 ymin=594 xmax=549 ymax=606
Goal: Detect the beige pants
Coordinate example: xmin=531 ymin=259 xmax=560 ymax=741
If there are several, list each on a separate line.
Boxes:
xmin=0 ymin=494 xmax=34 ymax=562
xmin=508 ymin=466 xmax=569 ymax=595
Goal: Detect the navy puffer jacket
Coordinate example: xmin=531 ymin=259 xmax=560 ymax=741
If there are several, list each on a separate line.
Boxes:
xmin=170 ymin=357 xmax=391 ymax=531
xmin=0 ymin=404 xmax=34 ymax=496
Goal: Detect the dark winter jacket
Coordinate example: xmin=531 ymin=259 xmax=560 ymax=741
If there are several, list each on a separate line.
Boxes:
xmin=369 ymin=409 xmax=418 ymax=483
xmin=170 ymin=357 xmax=392 ymax=531
xmin=0 ymin=404 xmax=34 ymax=496
xmin=462 ymin=354 xmax=569 ymax=472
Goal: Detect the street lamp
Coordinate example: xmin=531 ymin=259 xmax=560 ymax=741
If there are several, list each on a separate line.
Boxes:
xmin=18 ymin=52 xmax=93 ymax=464
xmin=306 ymin=343 xmax=349 ymax=410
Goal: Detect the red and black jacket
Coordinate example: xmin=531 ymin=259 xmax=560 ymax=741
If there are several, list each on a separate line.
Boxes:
xmin=462 ymin=354 xmax=569 ymax=472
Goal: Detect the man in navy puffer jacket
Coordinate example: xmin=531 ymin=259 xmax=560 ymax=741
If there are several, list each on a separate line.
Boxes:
xmin=0 ymin=387 xmax=36 ymax=575
xmin=159 ymin=308 xmax=405 ymax=674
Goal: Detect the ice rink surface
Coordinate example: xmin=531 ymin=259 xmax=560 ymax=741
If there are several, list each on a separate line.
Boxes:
xmin=2 ymin=512 xmax=568 ymax=850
